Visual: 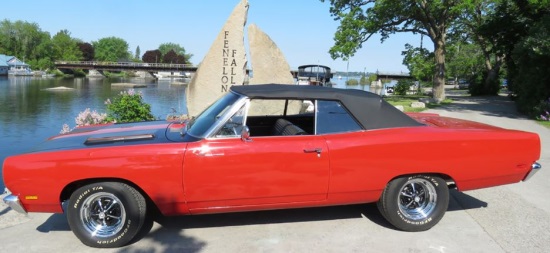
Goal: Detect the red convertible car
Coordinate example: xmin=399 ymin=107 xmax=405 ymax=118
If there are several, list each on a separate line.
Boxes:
xmin=3 ymin=84 xmax=541 ymax=247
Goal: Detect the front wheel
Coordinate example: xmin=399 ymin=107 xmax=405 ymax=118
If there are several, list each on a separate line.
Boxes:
xmin=67 ymin=182 xmax=146 ymax=248
xmin=377 ymin=175 xmax=449 ymax=231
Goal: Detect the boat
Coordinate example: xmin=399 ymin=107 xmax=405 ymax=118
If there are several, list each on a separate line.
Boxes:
xmin=294 ymin=64 xmax=333 ymax=87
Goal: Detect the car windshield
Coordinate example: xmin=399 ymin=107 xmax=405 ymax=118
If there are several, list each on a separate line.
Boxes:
xmin=186 ymin=92 xmax=241 ymax=138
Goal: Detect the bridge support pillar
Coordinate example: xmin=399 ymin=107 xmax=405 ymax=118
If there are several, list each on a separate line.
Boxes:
xmin=134 ymin=71 xmax=156 ymax=79
xmin=88 ymin=69 xmax=105 ymax=78
xmin=143 ymin=71 xmax=157 ymax=79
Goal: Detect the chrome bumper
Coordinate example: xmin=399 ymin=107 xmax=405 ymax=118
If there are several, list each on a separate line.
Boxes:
xmin=523 ymin=162 xmax=542 ymax=181
xmin=2 ymin=194 xmax=28 ymax=215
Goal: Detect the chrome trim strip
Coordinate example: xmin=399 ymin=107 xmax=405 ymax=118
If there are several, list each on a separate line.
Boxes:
xmin=524 ymin=162 xmax=541 ymax=181
xmin=3 ymin=194 xmax=27 ymax=214
xmin=204 ymin=95 xmax=248 ymax=139
xmin=85 ymin=134 xmax=155 ymax=145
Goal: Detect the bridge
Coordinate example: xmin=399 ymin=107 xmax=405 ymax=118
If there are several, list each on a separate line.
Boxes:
xmin=376 ymin=71 xmax=412 ymax=81
xmin=54 ymin=61 xmax=197 ymax=74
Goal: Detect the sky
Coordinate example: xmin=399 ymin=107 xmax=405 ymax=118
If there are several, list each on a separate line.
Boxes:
xmin=2 ymin=0 xmax=429 ymax=73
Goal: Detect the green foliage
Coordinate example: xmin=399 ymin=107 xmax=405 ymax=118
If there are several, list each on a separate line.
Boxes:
xmin=135 ymin=46 xmax=141 ymax=60
xmin=158 ymin=42 xmax=192 ymax=63
xmin=0 ymin=19 xmax=195 ymax=73
xmin=105 ymin=89 xmax=155 ymax=123
xmin=394 ymin=80 xmax=414 ymax=95
xmin=0 ymin=19 xmax=53 ymax=70
xmin=346 ymin=78 xmax=359 ymax=85
xmin=401 ymin=43 xmax=434 ymax=81
xmin=368 ymin=74 xmax=378 ymax=83
xmin=72 ymin=69 xmax=87 ymax=77
xmin=92 ymin=37 xmax=130 ymax=62
xmin=481 ymin=0 xmax=550 ymax=117
xmin=468 ymin=70 xmax=500 ymax=96
xmin=359 ymin=75 xmax=369 ymax=85
xmin=513 ymin=14 xmax=550 ymax=116
xmin=446 ymin=42 xmax=484 ymax=81
xmin=51 ymin=30 xmax=82 ymax=61
xmin=321 ymin=0 xmax=467 ymax=102
xmin=534 ymin=99 xmax=550 ymax=121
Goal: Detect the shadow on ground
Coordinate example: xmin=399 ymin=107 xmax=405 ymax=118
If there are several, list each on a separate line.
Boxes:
xmin=34 ymin=190 xmax=486 ymax=252
xmin=441 ymin=92 xmax=524 ymax=119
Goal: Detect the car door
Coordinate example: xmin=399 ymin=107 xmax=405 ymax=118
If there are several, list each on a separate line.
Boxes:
xmin=183 ymin=98 xmax=329 ymax=211
xmin=183 ymin=135 xmax=329 ymax=211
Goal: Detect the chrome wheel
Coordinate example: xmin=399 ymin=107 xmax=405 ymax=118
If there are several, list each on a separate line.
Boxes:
xmin=79 ymin=192 xmax=126 ymax=238
xmin=397 ymin=178 xmax=437 ymax=220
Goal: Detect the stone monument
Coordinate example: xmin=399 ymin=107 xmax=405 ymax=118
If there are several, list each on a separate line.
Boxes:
xmin=186 ymin=0 xmax=249 ymax=117
xmin=248 ymin=24 xmax=294 ymax=85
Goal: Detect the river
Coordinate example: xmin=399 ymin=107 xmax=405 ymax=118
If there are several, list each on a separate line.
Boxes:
xmin=0 ymin=75 xmax=376 ymax=189
xmin=0 ymin=76 xmax=188 ymax=189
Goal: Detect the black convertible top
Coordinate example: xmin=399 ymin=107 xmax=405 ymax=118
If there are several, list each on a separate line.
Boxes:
xmin=231 ymin=84 xmax=424 ymax=130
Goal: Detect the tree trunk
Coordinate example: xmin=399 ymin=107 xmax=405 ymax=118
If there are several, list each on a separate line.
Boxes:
xmin=484 ymin=56 xmax=502 ymax=94
xmin=432 ymin=40 xmax=446 ymax=103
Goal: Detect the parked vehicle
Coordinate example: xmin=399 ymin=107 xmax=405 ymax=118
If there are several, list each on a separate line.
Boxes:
xmin=3 ymin=84 xmax=541 ymax=248
xmin=458 ymin=80 xmax=470 ymax=89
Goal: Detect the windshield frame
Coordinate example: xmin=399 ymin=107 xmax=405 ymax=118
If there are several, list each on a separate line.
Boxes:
xmin=186 ymin=91 xmax=247 ymax=139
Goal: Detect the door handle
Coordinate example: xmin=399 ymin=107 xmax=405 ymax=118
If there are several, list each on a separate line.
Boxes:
xmin=304 ymin=148 xmax=322 ymax=157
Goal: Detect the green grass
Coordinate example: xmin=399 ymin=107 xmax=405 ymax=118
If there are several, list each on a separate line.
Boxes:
xmin=537 ymin=120 xmax=550 ymax=128
xmin=384 ymin=95 xmax=452 ymax=112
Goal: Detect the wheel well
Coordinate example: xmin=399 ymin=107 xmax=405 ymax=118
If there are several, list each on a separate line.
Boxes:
xmin=60 ymin=178 xmax=161 ymax=215
xmin=388 ymin=173 xmax=457 ymax=189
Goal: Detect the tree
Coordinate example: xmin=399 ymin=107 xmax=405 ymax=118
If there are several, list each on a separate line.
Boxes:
xmin=92 ymin=37 xmax=130 ymax=62
xmin=162 ymin=49 xmax=178 ymax=63
xmin=0 ymin=19 xmax=52 ymax=69
xmin=135 ymin=45 xmax=141 ymax=60
xmin=162 ymin=49 xmax=186 ymax=64
xmin=142 ymin=50 xmax=162 ymax=63
xmin=78 ymin=42 xmax=94 ymax=61
xmin=321 ymin=0 xmax=470 ymax=102
xmin=158 ymin=42 xmax=192 ymax=63
xmin=446 ymin=42 xmax=485 ymax=79
xmin=51 ymin=29 xmax=82 ymax=61
xmin=452 ymin=0 xmax=503 ymax=95
xmin=401 ymin=43 xmax=434 ymax=82
xmin=481 ymin=0 xmax=549 ymax=116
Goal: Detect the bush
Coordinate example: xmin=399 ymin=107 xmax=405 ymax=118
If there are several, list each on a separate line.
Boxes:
xmin=468 ymin=71 xmax=500 ymax=96
xmin=511 ymin=15 xmax=550 ymax=117
xmin=394 ymin=80 xmax=414 ymax=95
xmin=60 ymin=89 xmax=155 ymax=134
xmin=105 ymin=89 xmax=155 ymax=123
xmin=534 ymin=98 xmax=550 ymax=121
xmin=60 ymin=108 xmax=110 ymax=134
xmin=346 ymin=78 xmax=359 ymax=86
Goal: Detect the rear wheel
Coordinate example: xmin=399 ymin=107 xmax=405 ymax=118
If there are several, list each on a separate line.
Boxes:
xmin=67 ymin=182 xmax=146 ymax=248
xmin=377 ymin=175 xmax=449 ymax=231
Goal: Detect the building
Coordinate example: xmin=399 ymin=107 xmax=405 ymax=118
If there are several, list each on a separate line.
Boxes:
xmin=0 ymin=54 xmax=32 ymax=76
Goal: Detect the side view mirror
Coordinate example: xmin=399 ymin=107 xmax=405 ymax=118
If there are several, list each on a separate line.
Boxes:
xmin=241 ymin=126 xmax=252 ymax=142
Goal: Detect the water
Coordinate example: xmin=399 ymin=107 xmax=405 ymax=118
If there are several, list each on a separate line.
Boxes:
xmin=0 ymin=76 xmax=188 ymax=189
xmin=0 ymin=75 xmax=382 ymax=189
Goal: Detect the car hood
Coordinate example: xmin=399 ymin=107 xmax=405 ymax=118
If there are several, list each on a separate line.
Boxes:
xmin=28 ymin=121 xmax=187 ymax=153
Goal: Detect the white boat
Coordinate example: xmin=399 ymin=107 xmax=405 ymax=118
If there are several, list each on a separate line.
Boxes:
xmin=294 ymin=65 xmax=333 ymax=87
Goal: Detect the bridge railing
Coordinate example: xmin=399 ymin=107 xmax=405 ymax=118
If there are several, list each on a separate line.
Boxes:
xmin=377 ymin=72 xmax=411 ymax=77
xmin=55 ymin=61 xmax=195 ymax=69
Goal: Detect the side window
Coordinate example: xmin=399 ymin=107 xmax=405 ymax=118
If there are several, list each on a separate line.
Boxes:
xmin=247 ymin=99 xmax=314 ymax=137
xmin=316 ymin=100 xmax=362 ymax=134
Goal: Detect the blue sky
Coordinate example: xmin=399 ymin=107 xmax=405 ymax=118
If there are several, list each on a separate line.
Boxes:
xmin=2 ymin=0 xmax=427 ymax=73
